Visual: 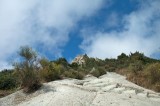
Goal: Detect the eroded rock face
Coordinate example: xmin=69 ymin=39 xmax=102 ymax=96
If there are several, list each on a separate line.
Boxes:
xmin=71 ymin=54 xmax=87 ymax=65
xmin=1 ymin=72 xmax=160 ymax=106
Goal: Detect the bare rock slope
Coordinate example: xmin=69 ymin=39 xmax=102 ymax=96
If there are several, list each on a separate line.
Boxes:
xmin=0 ymin=72 xmax=160 ymax=106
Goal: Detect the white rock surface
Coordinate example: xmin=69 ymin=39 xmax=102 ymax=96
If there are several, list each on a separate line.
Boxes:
xmin=0 ymin=72 xmax=160 ymax=106
xmin=71 ymin=55 xmax=86 ymax=65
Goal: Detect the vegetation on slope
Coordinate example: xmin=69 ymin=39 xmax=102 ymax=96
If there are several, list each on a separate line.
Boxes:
xmin=0 ymin=46 xmax=160 ymax=98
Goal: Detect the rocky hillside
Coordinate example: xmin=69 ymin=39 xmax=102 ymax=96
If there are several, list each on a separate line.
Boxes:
xmin=0 ymin=47 xmax=160 ymax=102
xmin=0 ymin=72 xmax=160 ymax=106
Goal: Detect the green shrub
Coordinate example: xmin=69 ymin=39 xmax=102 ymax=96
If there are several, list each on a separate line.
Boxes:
xmin=118 ymin=53 xmax=128 ymax=60
xmin=98 ymin=67 xmax=106 ymax=76
xmin=90 ymin=70 xmax=100 ymax=77
xmin=69 ymin=63 xmax=79 ymax=69
xmin=0 ymin=70 xmax=18 ymax=90
xmin=40 ymin=62 xmax=62 ymax=82
xmin=105 ymin=65 xmax=116 ymax=72
xmin=90 ymin=67 xmax=106 ymax=77
xmin=63 ymin=69 xmax=85 ymax=80
xmin=54 ymin=58 xmax=68 ymax=67
xmin=85 ymin=58 xmax=97 ymax=69
xmin=63 ymin=70 xmax=73 ymax=78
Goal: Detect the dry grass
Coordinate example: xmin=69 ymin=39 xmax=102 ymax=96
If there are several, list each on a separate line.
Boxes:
xmin=117 ymin=64 xmax=160 ymax=92
xmin=0 ymin=90 xmax=14 ymax=98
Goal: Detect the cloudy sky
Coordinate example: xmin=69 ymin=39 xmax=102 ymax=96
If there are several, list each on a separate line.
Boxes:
xmin=0 ymin=0 xmax=160 ymax=70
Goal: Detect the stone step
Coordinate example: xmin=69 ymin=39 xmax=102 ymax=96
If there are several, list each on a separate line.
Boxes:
xmin=101 ymin=84 xmax=117 ymax=92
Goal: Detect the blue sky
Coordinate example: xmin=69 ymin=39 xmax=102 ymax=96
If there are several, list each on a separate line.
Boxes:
xmin=62 ymin=0 xmax=139 ymax=60
xmin=0 ymin=0 xmax=160 ymax=69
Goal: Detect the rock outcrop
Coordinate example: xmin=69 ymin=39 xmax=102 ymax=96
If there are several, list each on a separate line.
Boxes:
xmin=71 ymin=54 xmax=88 ymax=66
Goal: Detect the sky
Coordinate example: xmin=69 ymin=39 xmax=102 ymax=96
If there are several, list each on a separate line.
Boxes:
xmin=0 ymin=0 xmax=160 ymax=70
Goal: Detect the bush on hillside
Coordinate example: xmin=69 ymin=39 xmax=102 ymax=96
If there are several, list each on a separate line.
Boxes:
xmin=14 ymin=46 xmax=41 ymax=93
xmin=85 ymin=58 xmax=97 ymax=69
xmin=90 ymin=69 xmax=100 ymax=77
xmin=145 ymin=63 xmax=160 ymax=84
xmin=53 ymin=58 xmax=68 ymax=67
xmin=118 ymin=53 xmax=128 ymax=60
xmin=105 ymin=65 xmax=116 ymax=72
xmin=129 ymin=60 xmax=144 ymax=74
xmin=0 ymin=70 xmax=18 ymax=90
xmin=98 ymin=67 xmax=106 ymax=76
xmin=63 ymin=69 xmax=85 ymax=80
xmin=69 ymin=63 xmax=79 ymax=69
xmin=40 ymin=60 xmax=63 ymax=82
xmin=90 ymin=67 xmax=106 ymax=77
xmin=125 ymin=62 xmax=160 ymax=92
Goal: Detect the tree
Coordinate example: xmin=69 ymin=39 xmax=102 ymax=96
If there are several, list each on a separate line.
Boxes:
xmin=14 ymin=46 xmax=41 ymax=93
xmin=118 ymin=53 xmax=128 ymax=60
xmin=54 ymin=58 xmax=68 ymax=67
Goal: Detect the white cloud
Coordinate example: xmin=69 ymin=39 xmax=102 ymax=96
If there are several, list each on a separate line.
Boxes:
xmin=105 ymin=12 xmax=119 ymax=28
xmin=0 ymin=0 xmax=104 ymax=70
xmin=81 ymin=0 xmax=160 ymax=59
